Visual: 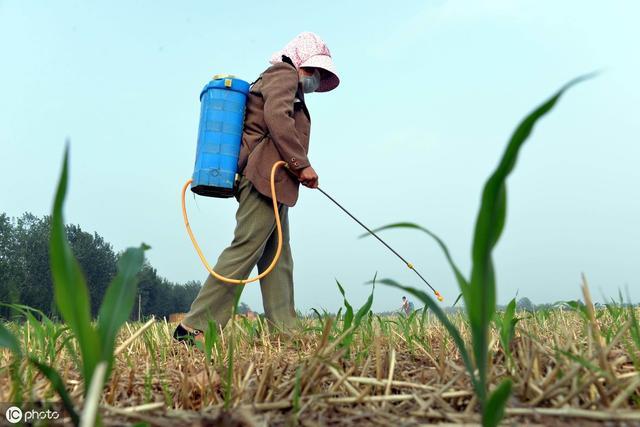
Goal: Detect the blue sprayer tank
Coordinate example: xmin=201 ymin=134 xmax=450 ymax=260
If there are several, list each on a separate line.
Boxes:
xmin=191 ymin=74 xmax=250 ymax=198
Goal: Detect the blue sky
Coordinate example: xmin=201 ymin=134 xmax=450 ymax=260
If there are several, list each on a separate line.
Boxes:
xmin=1 ymin=1 xmax=639 ymax=313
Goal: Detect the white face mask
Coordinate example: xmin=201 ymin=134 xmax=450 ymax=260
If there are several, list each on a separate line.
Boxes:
xmin=300 ymin=69 xmax=321 ymax=93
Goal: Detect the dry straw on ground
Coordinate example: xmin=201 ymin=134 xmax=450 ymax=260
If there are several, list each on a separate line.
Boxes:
xmin=2 ymin=303 xmax=639 ymax=426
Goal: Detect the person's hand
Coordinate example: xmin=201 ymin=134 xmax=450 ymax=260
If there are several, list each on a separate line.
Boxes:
xmin=296 ymin=166 xmax=319 ymax=188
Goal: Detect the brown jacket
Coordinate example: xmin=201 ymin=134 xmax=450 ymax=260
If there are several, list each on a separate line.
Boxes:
xmin=237 ymin=61 xmax=311 ymax=207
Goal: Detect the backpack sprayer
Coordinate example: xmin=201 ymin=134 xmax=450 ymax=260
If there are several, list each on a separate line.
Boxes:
xmin=181 ymin=74 xmax=444 ymax=302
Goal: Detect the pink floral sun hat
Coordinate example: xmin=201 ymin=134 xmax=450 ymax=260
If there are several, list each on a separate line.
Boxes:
xmin=269 ymin=32 xmax=340 ymax=92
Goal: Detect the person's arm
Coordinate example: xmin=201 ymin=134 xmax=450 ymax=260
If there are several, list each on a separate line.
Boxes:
xmin=260 ymin=63 xmax=311 ymax=172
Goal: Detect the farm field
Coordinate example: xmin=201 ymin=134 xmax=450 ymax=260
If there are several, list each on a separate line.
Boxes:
xmin=2 ymin=303 xmax=639 ymax=426
xmin=1 ymin=23 xmax=638 ymax=425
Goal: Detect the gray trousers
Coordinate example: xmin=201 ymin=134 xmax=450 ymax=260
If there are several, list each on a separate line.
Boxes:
xmin=182 ymin=175 xmax=297 ymax=332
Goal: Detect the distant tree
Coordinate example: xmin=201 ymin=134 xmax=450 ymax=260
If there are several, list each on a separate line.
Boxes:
xmin=172 ymin=280 xmax=201 ymax=313
xmin=0 ymin=211 xmax=204 ymax=320
xmin=135 ymin=263 xmax=203 ymax=319
xmin=517 ymin=297 xmax=534 ymax=312
xmin=563 ymin=300 xmax=585 ymax=310
xmin=0 ymin=214 xmax=13 ymax=274
xmin=136 ymin=262 xmax=165 ymax=319
xmin=0 ymin=213 xmax=121 ymax=318
xmin=237 ymin=302 xmax=251 ymax=315
xmin=12 ymin=214 xmax=53 ymax=315
xmin=0 ymin=214 xmax=20 ymax=318
xmin=66 ymin=224 xmax=117 ymax=316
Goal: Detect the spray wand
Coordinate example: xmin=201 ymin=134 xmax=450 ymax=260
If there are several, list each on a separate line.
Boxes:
xmin=183 ymin=161 xmax=444 ymax=302
xmin=313 ymin=185 xmax=444 ymax=302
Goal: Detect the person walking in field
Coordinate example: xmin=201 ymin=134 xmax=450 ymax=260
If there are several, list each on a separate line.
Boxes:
xmin=401 ymin=296 xmax=414 ymax=317
xmin=174 ymin=32 xmax=340 ymax=343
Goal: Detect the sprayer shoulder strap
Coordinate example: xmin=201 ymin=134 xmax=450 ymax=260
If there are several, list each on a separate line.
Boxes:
xmin=250 ymin=76 xmax=262 ymax=87
xmin=246 ymin=55 xmax=307 ymax=151
xmin=250 ymin=55 xmax=295 ymax=87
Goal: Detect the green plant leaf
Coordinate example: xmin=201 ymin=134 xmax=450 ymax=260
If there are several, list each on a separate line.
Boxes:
xmin=97 ymin=244 xmax=148 ymax=377
xmin=311 ymin=308 xmax=322 ymax=321
xmin=292 ymin=366 xmax=303 ymax=414
xmin=563 ymin=300 xmax=589 ymax=321
xmin=203 ymin=319 xmax=220 ymax=360
xmin=482 ymin=379 xmax=512 ymax=427
xmin=49 ymin=146 xmax=100 ymax=388
xmin=334 ymin=307 xmax=343 ymax=329
xmin=419 ymin=305 xmax=429 ymax=336
xmin=0 ymin=323 xmax=21 ymax=356
xmin=360 ymin=222 xmax=469 ymax=294
xmin=453 ymin=293 xmax=464 ymax=307
xmin=30 ymin=357 xmax=80 ymax=426
xmin=2 ymin=303 xmax=54 ymax=327
xmin=354 ymin=273 xmax=376 ymax=327
xmin=224 ymin=286 xmax=243 ymax=410
xmin=336 ymin=280 xmax=354 ymax=330
xmin=467 ymin=74 xmax=594 ymax=406
xmin=500 ymin=298 xmax=517 ymax=349
xmin=376 ymin=278 xmax=480 ymax=396
xmin=628 ymin=302 xmax=640 ymax=353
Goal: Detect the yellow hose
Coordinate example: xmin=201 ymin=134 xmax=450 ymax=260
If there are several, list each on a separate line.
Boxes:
xmin=181 ymin=160 xmax=287 ymax=285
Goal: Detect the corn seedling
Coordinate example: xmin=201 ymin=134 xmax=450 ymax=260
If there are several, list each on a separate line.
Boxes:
xmin=493 ymin=298 xmax=519 ymax=369
xmin=335 ymin=276 xmax=375 ymax=357
xmin=370 ymin=75 xmax=594 ymax=426
xmin=0 ymin=147 xmax=148 ymax=426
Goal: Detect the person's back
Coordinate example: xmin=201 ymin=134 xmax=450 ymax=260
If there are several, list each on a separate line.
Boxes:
xmin=237 ymin=60 xmax=311 ymax=207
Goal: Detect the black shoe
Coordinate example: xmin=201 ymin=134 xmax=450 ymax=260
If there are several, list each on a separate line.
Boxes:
xmin=173 ymin=323 xmax=203 ymax=345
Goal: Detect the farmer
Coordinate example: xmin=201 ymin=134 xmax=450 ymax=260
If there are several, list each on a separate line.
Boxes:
xmin=174 ymin=32 xmax=339 ymax=343
xmin=401 ymin=296 xmax=413 ymax=317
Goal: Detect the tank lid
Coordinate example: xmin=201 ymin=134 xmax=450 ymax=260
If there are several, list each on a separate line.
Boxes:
xmin=212 ymin=74 xmax=236 ymax=80
xmin=200 ymin=77 xmax=251 ymax=100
